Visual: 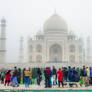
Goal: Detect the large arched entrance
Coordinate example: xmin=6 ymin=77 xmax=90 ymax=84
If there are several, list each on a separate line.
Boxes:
xmin=49 ymin=44 xmax=62 ymax=63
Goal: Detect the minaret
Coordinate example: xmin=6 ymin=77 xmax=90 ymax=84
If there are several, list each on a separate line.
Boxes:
xmin=19 ymin=36 xmax=24 ymax=63
xmin=0 ymin=17 xmax=6 ymax=63
xmin=86 ymin=36 xmax=91 ymax=63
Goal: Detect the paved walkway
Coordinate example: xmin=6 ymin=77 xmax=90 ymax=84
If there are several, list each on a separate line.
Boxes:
xmin=0 ymin=84 xmax=92 ymax=91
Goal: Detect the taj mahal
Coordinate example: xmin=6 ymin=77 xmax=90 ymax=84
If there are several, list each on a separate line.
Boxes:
xmin=0 ymin=12 xmax=92 ymax=69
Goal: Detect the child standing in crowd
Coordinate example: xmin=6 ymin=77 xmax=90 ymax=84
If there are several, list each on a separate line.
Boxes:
xmin=24 ymin=68 xmax=29 ymax=88
xmin=5 ymin=70 xmax=11 ymax=86
xmin=57 ymin=68 xmax=63 ymax=88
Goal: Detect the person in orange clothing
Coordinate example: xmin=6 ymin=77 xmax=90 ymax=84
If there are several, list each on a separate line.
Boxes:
xmin=24 ymin=68 xmax=29 ymax=88
xmin=29 ymin=68 xmax=32 ymax=84
xmin=57 ymin=68 xmax=64 ymax=88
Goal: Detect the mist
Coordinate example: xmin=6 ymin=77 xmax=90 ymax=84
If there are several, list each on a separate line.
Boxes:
xmin=0 ymin=0 xmax=92 ymax=63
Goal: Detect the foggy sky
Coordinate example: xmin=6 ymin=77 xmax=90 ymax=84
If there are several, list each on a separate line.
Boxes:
xmin=0 ymin=0 xmax=92 ymax=63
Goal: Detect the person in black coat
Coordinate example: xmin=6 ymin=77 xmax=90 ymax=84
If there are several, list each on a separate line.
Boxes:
xmin=44 ymin=67 xmax=52 ymax=88
xmin=37 ymin=68 xmax=42 ymax=85
xmin=13 ymin=66 xmax=19 ymax=87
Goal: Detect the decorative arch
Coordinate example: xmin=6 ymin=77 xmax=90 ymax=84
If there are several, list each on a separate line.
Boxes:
xmin=36 ymin=44 xmax=42 ymax=53
xmin=49 ymin=44 xmax=62 ymax=62
xmin=36 ymin=55 xmax=42 ymax=63
xmin=69 ymin=55 xmax=75 ymax=63
xmin=69 ymin=45 xmax=75 ymax=53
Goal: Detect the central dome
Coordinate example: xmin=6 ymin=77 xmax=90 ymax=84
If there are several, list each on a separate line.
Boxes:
xmin=43 ymin=14 xmax=68 ymax=32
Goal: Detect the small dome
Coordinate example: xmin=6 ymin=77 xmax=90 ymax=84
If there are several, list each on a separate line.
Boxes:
xmin=43 ymin=14 xmax=68 ymax=32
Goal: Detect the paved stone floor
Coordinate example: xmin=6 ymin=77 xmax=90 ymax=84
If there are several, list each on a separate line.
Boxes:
xmin=0 ymin=84 xmax=92 ymax=91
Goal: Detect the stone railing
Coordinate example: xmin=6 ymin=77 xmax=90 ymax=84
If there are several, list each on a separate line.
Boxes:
xmin=0 ymin=62 xmax=91 ymax=69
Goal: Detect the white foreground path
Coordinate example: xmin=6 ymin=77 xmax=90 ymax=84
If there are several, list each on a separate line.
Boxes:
xmin=0 ymin=84 xmax=92 ymax=91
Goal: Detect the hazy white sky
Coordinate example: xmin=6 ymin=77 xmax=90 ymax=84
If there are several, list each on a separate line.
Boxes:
xmin=0 ymin=0 xmax=92 ymax=63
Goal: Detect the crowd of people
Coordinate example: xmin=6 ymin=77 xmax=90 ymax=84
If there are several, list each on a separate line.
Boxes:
xmin=0 ymin=66 xmax=92 ymax=88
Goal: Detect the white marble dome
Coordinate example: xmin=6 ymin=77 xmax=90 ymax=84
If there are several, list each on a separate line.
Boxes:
xmin=43 ymin=14 xmax=68 ymax=32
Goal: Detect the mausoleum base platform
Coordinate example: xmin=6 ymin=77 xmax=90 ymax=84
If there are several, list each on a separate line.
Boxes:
xmin=0 ymin=63 xmax=92 ymax=69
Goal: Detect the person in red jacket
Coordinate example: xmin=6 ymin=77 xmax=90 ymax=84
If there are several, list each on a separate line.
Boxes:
xmin=57 ymin=68 xmax=64 ymax=88
xmin=5 ymin=70 xmax=11 ymax=86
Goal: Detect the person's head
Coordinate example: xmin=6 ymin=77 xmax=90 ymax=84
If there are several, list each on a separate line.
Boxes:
xmin=46 ymin=67 xmax=49 ymax=69
xmin=7 ymin=70 xmax=11 ymax=74
xmin=14 ymin=66 xmax=17 ymax=70
xmin=46 ymin=67 xmax=48 ymax=70
xmin=83 ymin=66 xmax=85 ymax=69
xmin=59 ymin=68 xmax=61 ymax=71
xmin=53 ymin=66 xmax=55 ymax=69
xmin=38 ymin=68 xmax=40 ymax=71
xmin=86 ymin=67 xmax=88 ymax=69
xmin=68 ymin=66 xmax=71 ymax=69
xmin=73 ymin=67 xmax=75 ymax=70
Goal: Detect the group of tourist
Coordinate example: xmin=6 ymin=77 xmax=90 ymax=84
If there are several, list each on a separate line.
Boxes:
xmin=0 ymin=66 xmax=92 ymax=88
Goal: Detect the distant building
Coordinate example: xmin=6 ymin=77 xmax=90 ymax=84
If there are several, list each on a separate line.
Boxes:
xmin=28 ymin=13 xmax=84 ymax=64
xmin=0 ymin=13 xmax=91 ymax=68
